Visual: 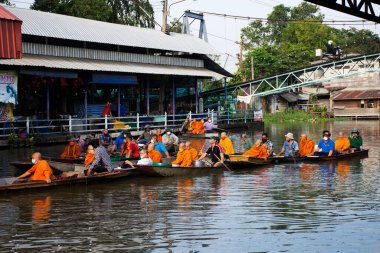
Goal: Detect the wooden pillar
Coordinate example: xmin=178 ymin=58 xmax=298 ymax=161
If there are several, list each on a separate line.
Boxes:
xmin=146 ymin=77 xmax=150 ymax=115
xmin=46 ymin=81 xmax=50 ymax=120
xmin=172 ymin=78 xmax=175 ymax=119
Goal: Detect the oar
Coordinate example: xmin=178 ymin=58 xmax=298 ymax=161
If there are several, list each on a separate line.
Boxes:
xmin=214 ymin=154 xmax=232 ymax=171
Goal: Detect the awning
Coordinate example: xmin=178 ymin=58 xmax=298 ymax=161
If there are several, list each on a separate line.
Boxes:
xmin=20 ymin=69 xmax=78 ymax=78
xmin=92 ymin=73 xmax=137 ymax=85
xmin=0 ymin=54 xmax=224 ymax=79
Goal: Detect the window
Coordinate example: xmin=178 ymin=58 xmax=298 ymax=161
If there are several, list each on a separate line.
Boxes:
xmin=368 ymin=100 xmax=375 ymax=108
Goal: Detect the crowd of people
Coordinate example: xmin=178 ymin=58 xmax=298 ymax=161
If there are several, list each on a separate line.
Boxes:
xmin=16 ymin=126 xmax=364 ymax=183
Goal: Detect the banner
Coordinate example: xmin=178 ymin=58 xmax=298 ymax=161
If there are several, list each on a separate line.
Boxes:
xmin=0 ymin=71 xmax=18 ymax=104
xmin=237 ymin=95 xmax=252 ymax=104
xmin=254 ymin=109 xmax=263 ymax=121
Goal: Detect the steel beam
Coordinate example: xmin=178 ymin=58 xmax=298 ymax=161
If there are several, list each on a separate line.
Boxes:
xmin=305 ymin=0 xmax=380 ymax=23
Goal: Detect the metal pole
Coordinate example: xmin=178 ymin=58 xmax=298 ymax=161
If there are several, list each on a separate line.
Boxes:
xmin=164 ymin=112 xmax=167 ymax=129
xmin=118 ymin=84 xmax=121 ymax=117
xmin=69 ymin=115 xmax=72 ymax=133
xmin=26 ymin=116 xmax=30 ymax=134
xmin=46 ymin=82 xmax=50 ymax=120
xmin=84 ymin=90 xmax=88 ymax=131
xmin=146 ymin=78 xmax=150 ymax=115
xmin=224 ymin=77 xmax=227 ymax=105
xmin=195 ymin=80 xmax=199 ymax=113
xmin=105 ymin=115 xmax=108 ymax=129
xmin=172 ymin=78 xmax=175 ymax=124
xmin=137 ymin=113 xmax=140 ymax=130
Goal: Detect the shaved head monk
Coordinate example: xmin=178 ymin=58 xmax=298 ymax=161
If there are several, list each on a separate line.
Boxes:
xmin=185 ymin=141 xmax=198 ymax=161
xmin=17 ymin=152 xmax=53 ymax=183
xmin=299 ymin=134 xmax=315 ymax=156
xmin=335 ymin=132 xmax=350 ymax=154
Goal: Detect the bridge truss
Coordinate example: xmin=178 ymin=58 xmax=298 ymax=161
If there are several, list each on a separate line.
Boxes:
xmin=201 ymin=53 xmax=380 ymax=100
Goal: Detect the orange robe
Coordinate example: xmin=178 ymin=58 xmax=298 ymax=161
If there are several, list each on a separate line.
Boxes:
xmin=189 ymin=121 xmax=197 ymax=132
xmin=60 ymin=144 xmax=81 ymax=159
xmin=335 ymin=137 xmax=350 ymax=153
xmin=299 ymin=138 xmax=315 ymax=156
xmin=149 ymin=149 xmax=162 ymax=163
xmin=188 ymin=148 xmax=198 ymax=161
xmin=84 ymin=153 xmax=95 ymax=165
xmin=191 ymin=121 xmax=203 ymax=134
xmin=220 ymin=137 xmax=235 ymax=155
xmin=156 ymin=130 xmax=163 ymax=143
xmin=26 ymin=160 xmax=53 ymax=181
xmin=243 ymin=145 xmax=268 ymax=158
xmin=172 ymin=149 xmax=192 ymax=167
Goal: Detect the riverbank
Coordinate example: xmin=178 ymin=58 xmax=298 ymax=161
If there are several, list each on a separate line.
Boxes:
xmin=263 ymin=111 xmax=349 ymax=122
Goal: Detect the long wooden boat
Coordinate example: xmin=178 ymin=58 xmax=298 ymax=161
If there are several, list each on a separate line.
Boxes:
xmin=227 ymin=155 xmax=273 ymax=168
xmin=0 ymin=169 xmax=134 ymax=192
xmin=180 ymin=132 xmax=219 ymax=139
xmin=135 ymin=164 xmax=222 ymax=177
xmin=10 ymin=156 xmax=139 ymax=172
xmin=274 ymin=149 xmax=369 ymax=163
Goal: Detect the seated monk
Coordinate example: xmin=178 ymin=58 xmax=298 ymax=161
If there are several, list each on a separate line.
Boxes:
xmin=335 ymin=132 xmax=350 ymax=154
xmin=148 ymin=143 xmax=162 ymax=163
xmin=17 ymin=152 xmax=53 ymax=183
xmin=197 ymin=119 xmax=205 ymax=134
xmin=172 ymin=143 xmax=192 ymax=167
xmin=243 ymin=140 xmax=268 ymax=158
xmin=60 ymin=138 xmax=81 ymax=159
xmin=185 ymin=141 xmax=198 ymax=161
xmin=299 ymin=134 xmax=315 ymax=156
xmin=191 ymin=120 xmax=203 ymax=135
xmin=188 ymin=119 xmax=197 ymax=132
xmin=84 ymin=145 xmax=95 ymax=167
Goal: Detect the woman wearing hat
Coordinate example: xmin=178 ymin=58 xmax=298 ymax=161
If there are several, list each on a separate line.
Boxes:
xmin=348 ymin=128 xmax=363 ymax=151
xmin=276 ymin=133 xmax=299 ymax=157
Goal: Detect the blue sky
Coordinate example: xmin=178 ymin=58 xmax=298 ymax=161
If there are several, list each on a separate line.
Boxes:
xmin=11 ymin=0 xmax=379 ymax=72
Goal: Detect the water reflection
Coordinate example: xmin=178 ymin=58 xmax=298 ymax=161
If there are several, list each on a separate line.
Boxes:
xmin=177 ymin=179 xmax=194 ymax=211
xmin=32 ymin=196 xmax=52 ymax=225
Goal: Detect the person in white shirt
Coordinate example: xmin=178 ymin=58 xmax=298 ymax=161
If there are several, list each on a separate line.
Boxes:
xmin=123 ymin=149 xmax=153 ymax=167
xmin=162 ymin=129 xmax=179 ymax=153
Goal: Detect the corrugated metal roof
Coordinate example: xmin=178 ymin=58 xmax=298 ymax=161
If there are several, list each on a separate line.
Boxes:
xmin=0 ymin=6 xmax=21 ymax=21
xmin=0 ymin=54 xmax=224 ymax=79
xmin=4 ymin=6 xmax=217 ymax=55
xmin=333 ymin=90 xmax=380 ymax=100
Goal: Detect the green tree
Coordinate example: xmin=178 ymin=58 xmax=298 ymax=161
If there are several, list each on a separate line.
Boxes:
xmin=168 ymin=18 xmax=182 ymax=33
xmin=67 ymin=0 xmax=112 ymax=22
xmin=107 ymin=0 xmax=154 ymax=27
xmin=0 ymin=0 xmax=12 ymax=5
xmin=31 ymin=0 xmax=62 ymax=12
xmin=337 ymin=28 xmax=380 ymax=55
xmin=267 ymin=4 xmax=290 ymax=43
xmin=289 ymin=2 xmax=324 ymax=20
xmin=241 ymin=20 xmax=271 ymax=49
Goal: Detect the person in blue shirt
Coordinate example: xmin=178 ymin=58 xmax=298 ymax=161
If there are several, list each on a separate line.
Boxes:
xmin=315 ymin=130 xmax=336 ymax=157
xmin=151 ymin=135 xmax=171 ymax=158
xmin=276 ymin=133 xmax=299 ymax=157
xmin=113 ymin=131 xmax=126 ymax=152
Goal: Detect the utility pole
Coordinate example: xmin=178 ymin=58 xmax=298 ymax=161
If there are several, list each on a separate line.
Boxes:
xmin=162 ymin=0 xmax=168 ymax=33
xmin=239 ymin=35 xmax=243 ymax=70
xmin=251 ymin=55 xmax=254 ymax=80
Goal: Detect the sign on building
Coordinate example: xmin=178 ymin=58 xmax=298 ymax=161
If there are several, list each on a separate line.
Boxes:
xmin=0 ymin=71 xmax=18 ymax=104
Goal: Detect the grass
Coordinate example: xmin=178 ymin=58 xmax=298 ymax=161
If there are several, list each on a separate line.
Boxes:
xmin=263 ymin=111 xmax=349 ymax=122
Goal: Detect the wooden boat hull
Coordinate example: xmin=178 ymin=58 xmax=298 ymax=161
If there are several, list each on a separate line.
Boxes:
xmin=304 ymin=149 xmax=369 ymax=161
xmin=228 ymin=155 xmax=272 ymax=167
xmin=181 ymin=132 xmax=218 ymax=139
xmin=0 ymin=170 xmax=133 ymax=192
xmin=136 ymin=165 xmax=221 ymax=177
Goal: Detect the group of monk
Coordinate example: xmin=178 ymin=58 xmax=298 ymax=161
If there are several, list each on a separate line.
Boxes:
xmin=188 ymin=117 xmax=214 ymax=135
xmin=241 ymin=127 xmax=364 ymax=159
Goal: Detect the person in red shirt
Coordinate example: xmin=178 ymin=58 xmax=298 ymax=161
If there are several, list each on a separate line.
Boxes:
xmin=120 ymin=136 xmax=139 ymax=158
xmin=101 ymin=102 xmax=112 ymax=117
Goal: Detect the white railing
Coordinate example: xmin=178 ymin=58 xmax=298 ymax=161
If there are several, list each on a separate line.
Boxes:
xmin=0 ymin=109 xmax=259 ymax=138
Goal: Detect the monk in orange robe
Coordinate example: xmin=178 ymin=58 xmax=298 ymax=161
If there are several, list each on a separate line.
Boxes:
xmin=299 ymin=134 xmax=315 ymax=156
xmin=185 ymin=141 xmax=198 ymax=161
xmin=84 ymin=145 xmax=95 ymax=167
xmin=156 ymin=129 xmax=163 ymax=143
xmin=189 ymin=119 xmax=197 ymax=133
xmin=172 ymin=143 xmax=192 ymax=167
xmin=243 ymin=140 xmax=268 ymax=158
xmin=17 ymin=152 xmax=53 ymax=183
xmin=335 ymin=132 xmax=350 ymax=154
xmin=60 ymin=138 xmax=81 ymax=159
xmin=191 ymin=120 xmax=203 ymax=134
xmin=148 ymin=143 xmax=162 ymax=163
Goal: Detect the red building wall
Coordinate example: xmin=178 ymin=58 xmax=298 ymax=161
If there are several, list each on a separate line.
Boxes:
xmin=0 ymin=6 xmax=22 ymax=59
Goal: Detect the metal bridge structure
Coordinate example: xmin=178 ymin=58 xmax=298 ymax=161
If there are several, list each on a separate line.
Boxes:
xmin=201 ymin=53 xmax=380 ymax=101
xmin=305 ymin=0 xmax=380 ymax=23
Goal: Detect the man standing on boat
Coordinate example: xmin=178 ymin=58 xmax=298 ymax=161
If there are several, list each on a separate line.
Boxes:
xmin=315 ymin=130 xmax=336 ymax=157
xmin=220 ymin=132 xmax=235 ymax=155
xmin=60 ymin=138 xmax=81 ymax=159
xmin=162 ymin=129 xmax=179 ymax=154
xmin=17 ymin=152 xmax=53 ymax=183
xmin=261 ymin=133 xmax=274 ymax=157
xmin=87 ymin=142 xmax=113 ymax=175
xmin=199 ymin=136 xmax=225 ymax=167
xmin=276 ymin=133 xmax=299 ymax=157
xmin=349 ymin=128 xmax=363 ymax=151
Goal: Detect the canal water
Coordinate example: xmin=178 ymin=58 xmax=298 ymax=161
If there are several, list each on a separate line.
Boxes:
xmin=0 ymin=121 xmax=379 ymax=252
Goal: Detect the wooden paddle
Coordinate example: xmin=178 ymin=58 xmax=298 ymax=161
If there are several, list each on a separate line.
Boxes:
xmin=214 ymin=154 xmax=232 ymax=171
